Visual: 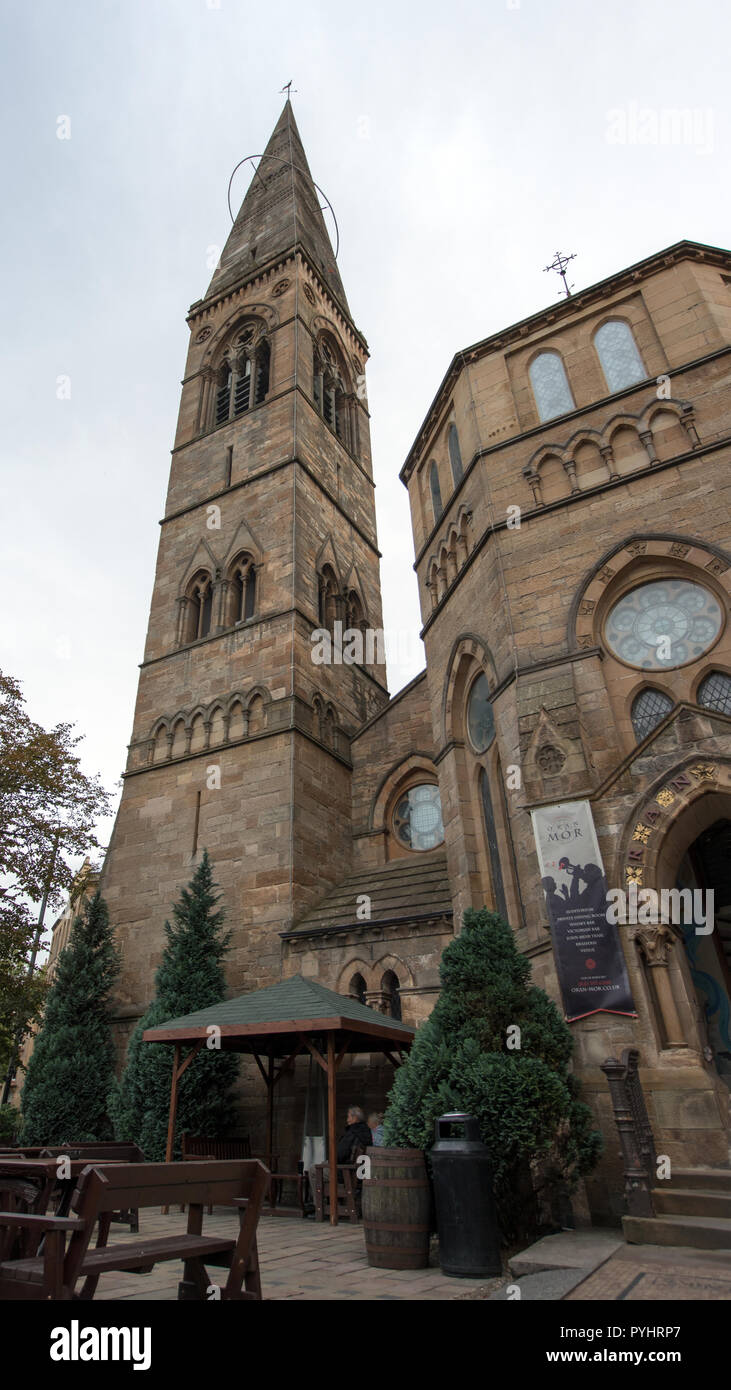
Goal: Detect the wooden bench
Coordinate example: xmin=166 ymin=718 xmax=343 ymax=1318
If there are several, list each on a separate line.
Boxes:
xmin=182 ymin=1135 xmax=251 ymax=1161
xmin=0 ymin=1158 xmax=270 ymax=1301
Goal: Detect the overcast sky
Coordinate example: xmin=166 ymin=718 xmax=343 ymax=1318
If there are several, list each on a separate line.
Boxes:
xmin=1 ymin=0 xmax=727 ymax=864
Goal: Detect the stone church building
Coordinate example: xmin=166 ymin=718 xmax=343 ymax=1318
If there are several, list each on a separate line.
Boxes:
xmin=100 ymin=102 xmax=731 ymax=1221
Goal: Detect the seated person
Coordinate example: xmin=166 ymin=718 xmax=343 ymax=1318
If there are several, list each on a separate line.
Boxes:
xmin=336 ymin=1106 xmax=372 ymax=1163
xmin=368 ymin=1111 xmax=385 ymax=1146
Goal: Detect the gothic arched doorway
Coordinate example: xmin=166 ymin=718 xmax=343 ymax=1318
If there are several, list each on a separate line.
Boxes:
xmin=655 ymin=792 xmax=731 ymax=1088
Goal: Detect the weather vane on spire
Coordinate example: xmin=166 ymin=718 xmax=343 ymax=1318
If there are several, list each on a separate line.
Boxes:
xmin=280 ymin=81 xmax=297 ymax=99
xmin=544 ymin=250 xmax=577 ymax=298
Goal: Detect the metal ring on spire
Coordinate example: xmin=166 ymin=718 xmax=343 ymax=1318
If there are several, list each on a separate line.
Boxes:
xmin=226 ymin=154 xmax=340 ymax=260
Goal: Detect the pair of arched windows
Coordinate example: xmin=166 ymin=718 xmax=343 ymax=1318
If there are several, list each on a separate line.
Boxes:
xmin=182 ymin=555 xmax=257 ymax=644
xmin=214 ymin=327 xmax=270 ymax=427
xmin=317 ymin=565 xmax=366 ymax=634
xmin=529 ymin=320 xmax=646 ymax=424
xmin=349 ymin=970 xmax=401 ymax=1020
xmin=429 ymin=424 xmax=463 ymax=524
xmin=631 ymin=671 xmax=731 ymax=742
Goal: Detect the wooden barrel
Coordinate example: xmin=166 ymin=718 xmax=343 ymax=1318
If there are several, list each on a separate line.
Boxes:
xmin=361 ymin=1147 xmax=430 ymax=1269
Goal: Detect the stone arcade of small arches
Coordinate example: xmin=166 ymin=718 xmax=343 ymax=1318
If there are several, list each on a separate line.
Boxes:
xmin=522 ymin=397 xmax=700 ymax=508
xmin=425 ymin=506 xmax=475 ymax=609
xmin=148 ymin=687 xmax=272 ymax=765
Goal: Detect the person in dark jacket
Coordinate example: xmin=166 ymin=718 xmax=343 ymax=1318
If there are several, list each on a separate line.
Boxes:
xmin=336 ymin=1106 xmax=372 ymax=1163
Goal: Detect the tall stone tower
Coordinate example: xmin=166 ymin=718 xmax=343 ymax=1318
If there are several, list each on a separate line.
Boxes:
xmin=102 ymin=102 xmax=388 ymax=1043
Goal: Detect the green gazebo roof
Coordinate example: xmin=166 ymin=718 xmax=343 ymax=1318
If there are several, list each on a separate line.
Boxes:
xmin=142 ymin=973 xmax=414 ymax=1049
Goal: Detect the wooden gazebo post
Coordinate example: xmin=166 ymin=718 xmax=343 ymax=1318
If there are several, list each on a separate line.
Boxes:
xmin=327 ymin=1033 xmax=337 ymax=1227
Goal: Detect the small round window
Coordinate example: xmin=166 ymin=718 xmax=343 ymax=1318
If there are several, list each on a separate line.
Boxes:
xmin=467 ymin=673 xmax=495 ymax=752
xmin=393 ymin=784 xmax=444 ymax=852
xmin=604 ymin=579 xmax=723 ymax=670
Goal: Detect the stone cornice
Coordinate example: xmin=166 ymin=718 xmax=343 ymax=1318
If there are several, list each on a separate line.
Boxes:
xmin=187 ymin=247 xmax=369 ymax=357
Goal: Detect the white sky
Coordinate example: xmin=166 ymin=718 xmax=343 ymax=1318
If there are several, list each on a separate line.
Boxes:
xmin=1 ymin=0 xmax=727 ymax=863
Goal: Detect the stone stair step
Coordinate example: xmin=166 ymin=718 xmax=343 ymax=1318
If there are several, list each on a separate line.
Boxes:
xmin=667 ymin=1168 xmax=731 ymax=1193
xmin=652 ymin=1187 xmax=731 ymax=1219
xmin=623 ymin=1213 xmax=731 ymax=1250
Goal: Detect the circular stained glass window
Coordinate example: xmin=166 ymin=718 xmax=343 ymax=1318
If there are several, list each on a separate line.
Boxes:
xmin=467 ymin=673 xmax=495 ymax=752
xmin=604 ymin=579 xmax=723 ymax=670
xmin=393 ymin=784 xmax=444 ymax=852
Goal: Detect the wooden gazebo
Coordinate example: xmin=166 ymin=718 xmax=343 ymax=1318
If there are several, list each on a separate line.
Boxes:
xmin=143 ymin=974 xmax=414 ymax=1224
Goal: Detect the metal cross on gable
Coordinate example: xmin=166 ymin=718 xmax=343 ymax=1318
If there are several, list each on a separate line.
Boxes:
xmin=544 ymin=249 xmax=577 ymax=298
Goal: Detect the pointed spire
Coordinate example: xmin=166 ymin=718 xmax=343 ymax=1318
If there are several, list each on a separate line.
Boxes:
xmin=207 ymin=102 xmax=349 ymax=314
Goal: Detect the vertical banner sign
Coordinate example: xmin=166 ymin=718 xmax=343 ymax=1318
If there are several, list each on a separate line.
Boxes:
xmin=530 ymin=800 xmax=636 ymax=1021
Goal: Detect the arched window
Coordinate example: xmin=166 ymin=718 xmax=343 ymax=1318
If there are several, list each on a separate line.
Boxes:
xmin=631 ymin=688 xmax=674 ymax=742
xmin=698 ymin=671 xmax=731 ymax=716
xmin=212 ymin=323 xmax=270 ymax=427
xmin=318 ymin=565 xmax=339 ymax=632
xmin=185 ymin=570 xmax=213 ymax=643
xmin=529 ymin=351 xmax=574 ymax=422
xmin=381 ymin=970 xmax=402 ymax=1021
xmin=429 ymin=461 xmax=443 ymax=522
xmin=345 ymin=589 xmax=366 ymax=633
xmin=448 ymin=424 xmax=463 ymax=485
xmin=313 ymin=338 xmax=350 ymax=447
xmin=594 ymin=320 xmax=645 ymax=394
xmin=479 ymin=767 xmax=508 ymax=920
xmin=229 ymin=554 xmax=256 ymax=625
xmin=349 ymin=973 xmax=367 ymax=1005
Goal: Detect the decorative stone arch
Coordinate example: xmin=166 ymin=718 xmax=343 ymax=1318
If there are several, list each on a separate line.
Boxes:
xmin=612 ymin=762 xmax=731 ymax=1062
xmin=372 ymin=954 xmax=415 ymax=1019
xmin=568 ymin=533 xmax=731 ymax=654
xmin=564 ymin=426 xmax=611 ymax=489
xmin=337 ymin=959 xmax=372 ymax=998
xmin=226 ymin=691 xmax=247 ymax=741
xmin=310 ymin=317 xmax=353 ymax=387
xmin=531 ymin=445 xmax=576 ymax=500
xmin=169 ymin=714 xmax=188 ymax=759
xmin=207 ymin=701 xmax=226 ymax=747
xmin=441 ymin=634 xmax=498 ymax=747
xmin=370 ymin=752 xmax=440 ymax=835
xmin=639 ymin=397 xmax=700 ymax=457
xmin=197 ymin=302 xmax=278 ymax=372
xmin=149 ymin=717 xmax=171 ymax=764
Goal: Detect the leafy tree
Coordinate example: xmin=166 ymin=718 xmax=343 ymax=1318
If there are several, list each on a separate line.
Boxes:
xmin=383 ymin=908 xmax=602 ymax=1242
xmin=110 ymin=852 xmax=239 ymax=1159
xmin=0 ymin=671 xmax=111 ymax=1061
xmin=20 ymin=892 xmax=120 ymax=1143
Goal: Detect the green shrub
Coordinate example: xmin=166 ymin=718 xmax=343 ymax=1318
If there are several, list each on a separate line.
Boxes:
xmin=383 ymin=908 xmax=602 ymax=1242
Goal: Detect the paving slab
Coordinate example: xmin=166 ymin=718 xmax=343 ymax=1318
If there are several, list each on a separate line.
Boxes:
xmin=509 ymin=1230 xmax=623 ymax=1276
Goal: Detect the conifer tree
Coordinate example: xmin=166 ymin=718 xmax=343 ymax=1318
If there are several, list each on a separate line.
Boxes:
xmin=383 ymin=908 xmax=602 ymax=1240
xmin=21 ymin=891 xmax=119 ymax=1144
xmin=109 ymin=851 xmax=238 ymax=1158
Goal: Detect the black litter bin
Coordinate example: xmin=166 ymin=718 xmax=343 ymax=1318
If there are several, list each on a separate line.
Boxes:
xmin=431 ymin=1112 xmax=501 ymax=1277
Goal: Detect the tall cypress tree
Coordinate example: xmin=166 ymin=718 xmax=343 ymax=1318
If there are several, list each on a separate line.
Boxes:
xmin=21 ymin=891 xmax=119 ymax=1144
xmin=109 ymin=851 xmax=238 ymax=1159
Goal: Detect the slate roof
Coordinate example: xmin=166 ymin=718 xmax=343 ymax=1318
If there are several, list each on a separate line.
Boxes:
xmin=143 ymin=973 xmax=413 ymax=1042
xmin=284 ymin=852 xmax=453 ymax=938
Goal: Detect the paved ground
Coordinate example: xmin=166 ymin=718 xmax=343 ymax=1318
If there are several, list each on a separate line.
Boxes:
xmin=91 ymin=1209 xmax=731 ymax=1301
xmin=94 ymin=1208 xmax=503 ymax=1301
